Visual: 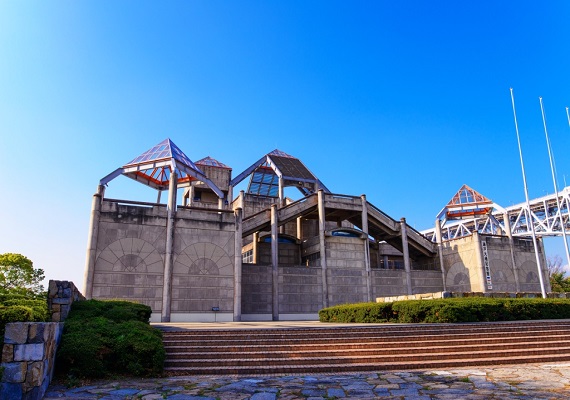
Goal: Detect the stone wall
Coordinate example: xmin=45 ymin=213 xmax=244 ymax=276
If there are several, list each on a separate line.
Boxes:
xmin=48 ymin=280 xmax=85 ymax=322
xmin=0 ymin=322 xmax=62 ymax=400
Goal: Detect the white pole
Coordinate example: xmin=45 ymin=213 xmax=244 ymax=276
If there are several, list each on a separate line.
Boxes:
xmin=510 ymin=88 xmax=546 ymax=297
xmin=539 ymin=97 xmax=570 ymax=271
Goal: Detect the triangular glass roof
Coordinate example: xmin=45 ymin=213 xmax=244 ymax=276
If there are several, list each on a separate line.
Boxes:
xmin=448 ymin=184 xmax=492 ymax=207
xmin=196 ymin=156 xmax=231 ymax=169
xmin=125 ymin=138 xmax=203 ymax=173
xmin=230 ymin=148 xmax=330 ymax=196
xmin=441 ymin=184 xmax=495 ymax=220
xmin=100 ymin=138 xmax=224 ymax=198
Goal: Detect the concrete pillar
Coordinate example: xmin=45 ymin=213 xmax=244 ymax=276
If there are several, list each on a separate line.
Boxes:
xmin=239 ymin=190 xmax=245 ymax=214
xmin=400 ymin=218 xmax=413 ymax=295
xmin=271 ymin=204 xmax=279 ymax=320
xmin=187 ymin=185 xmax=195 ymax=207
xmin=434 ymin=219 xmax=448 ymax=292
xmin=252 ymin=232 xmax=259 ymax=264
xmin=233 ymin=207 xmax=243 ymax=321
xmin=383 ymin=255 xmax=389 ymax=269
xmin=218 ymin=197 xmax=224 ymax=210
xmin=318 ymin=190 xmax=329 ymax=308
xmin=228 ymin=186 xmax=234 ymax=209
xmin=361 ymin=195 xmax=372 ymax=302
xmin=278 ymin=176 xmax=284 ymax=207
xmin=157 ymin=190 xmax=162 ymax=204
xmin=83 ymin=184 xmax=105 ymax=298
xmin=296 ymin=217 xmax=303 ymax=264
xmin=503 ymin=213 xmax=520 ymax=292
xmin=161 ymin=171 xmax=178 ymax=322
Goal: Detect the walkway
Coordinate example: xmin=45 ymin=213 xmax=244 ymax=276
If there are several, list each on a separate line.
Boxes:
xmin=45 ymin=362 xmax=570 ymax=399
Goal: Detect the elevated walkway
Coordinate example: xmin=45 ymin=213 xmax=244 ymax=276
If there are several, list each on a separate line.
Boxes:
xmin=242 ymin=192 xmax=436 ymax=258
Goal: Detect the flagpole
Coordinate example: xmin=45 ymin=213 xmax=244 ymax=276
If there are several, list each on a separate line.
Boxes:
xmin=510 ymin=88 xmax=546 ymax=297
xmin=539 ymin=97 xmax=570 ymax=273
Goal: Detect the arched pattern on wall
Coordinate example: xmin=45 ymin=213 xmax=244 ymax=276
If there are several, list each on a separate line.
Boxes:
xmin=172 ymin=242 xmax=234 ymax=313
xmin=92 ymin=238 xmax=164 ymax=310
xmin=446 ymin=262 xmax=472 ymax=292
xmin=489 ymin=259 xmax=516 ymax=292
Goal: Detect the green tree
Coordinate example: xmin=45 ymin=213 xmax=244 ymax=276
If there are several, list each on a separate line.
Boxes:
xmin=0 ymin=253 xmax=45 ymax=296
xmin=547 ymin=255 xmax=570 ymax=293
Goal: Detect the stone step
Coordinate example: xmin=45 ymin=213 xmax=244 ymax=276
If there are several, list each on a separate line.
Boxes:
xmin=163 ymin=345 xmax=570 ymax=369
xmin=160 ymin=320 xmax=570 ymax=375
xmin=165 ymin=338 xmax=570 ymax=359
xmin=163 ymin=333 xmax=570 ymax=353
xmin=162 ymin=329 xmax=570 ymax=347
xmin=164 ymin=353 xmax=570 ymax=375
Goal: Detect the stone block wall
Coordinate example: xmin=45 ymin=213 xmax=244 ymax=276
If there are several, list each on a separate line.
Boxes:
xmin=0 ymin=322 xmax=62 ymax=400
xmin=48 ymin=280 xmax=85 ymax=322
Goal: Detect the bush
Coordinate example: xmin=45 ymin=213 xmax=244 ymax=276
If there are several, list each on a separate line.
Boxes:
xmin=0 ymin=295 xmax=49 ymax=337
xmin=56 ymin=300 xmax=164 ymax=378
xmin=67 ymin=299 xmax=152 ymax=323
xmin=319 ymin=297 xmax=570 ymax=324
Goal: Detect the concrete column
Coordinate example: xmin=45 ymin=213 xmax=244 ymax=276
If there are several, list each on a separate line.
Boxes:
xmin=252 ymin=232 xmax=259 ymax=264
xmin=218 ymin=197 xmax=224 ymax=210
xmin=187 ymin=185 xmax=195 ymax=207
xmin=383 ymin=255 xmax=389 ymax=269
xmin=474 ymin=232 xmax=488 ymax=293
xmin=239 ymin=190 xmax=245 ymax=214
xmin=233 ymin=207 xmax=243 ymax=321
xmin=400 ymin=218 xmax=413 ymax=295
xmin=83 ymin=184 xmax=105 ymax=298
xmin=296 ymin=217 xmax=303 ymax=264
xmin=271 ymin=204 xmax=279 ymax=321
xmin=318 ymin=190 xmax=329 ymax=308
xmin=361 ymin=195 xmax=372 ymax=302
xmin=503 ymin=213 xmax=520 ymax=292
xmin=228 ymin=186 xmax=234 ymax=209
xmin=278 ymin=176 xmax=284 ymax=207
xmin=434 ymin=219 xmax=447 ymax=292
xmin=156 ymin=190 xmax=162 ymax=204
xmin=182 ymin=188 xmax=189 ymax=207
xmin=161 ymin=171 xmax=178 ymax=322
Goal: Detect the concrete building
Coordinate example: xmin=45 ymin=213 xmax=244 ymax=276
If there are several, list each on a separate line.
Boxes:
xmin=83 ymin=139 xmax=549 ymax=322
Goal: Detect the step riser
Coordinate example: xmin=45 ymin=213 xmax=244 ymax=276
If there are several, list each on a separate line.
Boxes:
xmin=162 ymin=331 xmax=570 ymax=347
xmin=159 ymin=321 xmax=570 ymax=374
xmin=164 ymin=347 xmax=570 ymax=368
xmin=164 ymin=336 xmax=570 ymax=353
xmin=164 ymin=354 xmax=570 ymax=375
xmin=165 ymin=341 xmax=570 ymax=359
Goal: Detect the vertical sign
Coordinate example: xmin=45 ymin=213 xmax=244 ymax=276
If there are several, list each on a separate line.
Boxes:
xmin=481 ymin=240 xmax=492 ymax=290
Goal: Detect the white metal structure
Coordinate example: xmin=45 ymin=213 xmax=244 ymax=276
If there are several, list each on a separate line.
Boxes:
xmin=422 ymin=186 xmax=570 ymax=242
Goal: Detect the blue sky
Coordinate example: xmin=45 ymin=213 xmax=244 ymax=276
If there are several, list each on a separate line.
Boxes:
xmin=2 ymin=1 xmax=570 ymax=287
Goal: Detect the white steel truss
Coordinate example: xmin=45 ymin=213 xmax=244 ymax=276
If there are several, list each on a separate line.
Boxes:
xmin=422 ymin=186 xmax=570 ymax=242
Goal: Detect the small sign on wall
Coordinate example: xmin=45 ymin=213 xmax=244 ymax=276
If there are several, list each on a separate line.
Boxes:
xmin=481 ymin=240 xmax=493 ymax=290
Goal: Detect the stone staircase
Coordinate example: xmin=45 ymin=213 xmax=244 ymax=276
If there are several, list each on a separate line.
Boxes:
xmin=161 ymin=321 xmax=570 ymax=375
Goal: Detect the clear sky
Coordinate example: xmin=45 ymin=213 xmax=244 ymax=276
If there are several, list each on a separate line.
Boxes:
xmin=2 ymin=1 xmax=570 ymax=288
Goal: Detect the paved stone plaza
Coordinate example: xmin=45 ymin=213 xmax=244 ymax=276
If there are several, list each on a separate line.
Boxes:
xmin=45 ymin=362 xmax=570 ymax=399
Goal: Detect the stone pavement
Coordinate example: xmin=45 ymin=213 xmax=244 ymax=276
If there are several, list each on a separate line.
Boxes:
xmin=45 ymin=362 xmax=570 ymax=399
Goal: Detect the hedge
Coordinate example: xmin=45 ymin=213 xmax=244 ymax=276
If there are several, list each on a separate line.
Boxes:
xmin=319 ymin=298 xmax=570 ymax=323
xmin=56 ymin=300 xmax=164 ymax=378
xmin=0 ymin=296 xmax=49 ymax=337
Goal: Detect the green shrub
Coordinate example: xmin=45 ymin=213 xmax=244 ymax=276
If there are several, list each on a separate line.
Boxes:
xmin=56 ymin=300 xmax=164 ymax=378
xmin=67 ymin=299 xmax=152 ymax=323
xmin=2 ymin=298 xmax=49 ymax=321
xmin=319 ymin=297 xmax=570 ymax=324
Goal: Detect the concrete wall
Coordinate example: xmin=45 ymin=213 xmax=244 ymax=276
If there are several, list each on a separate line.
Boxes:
xmin=90 ymin=200 xmax=236 ymax=322
xmin=326 ymin=236 xmax=368 ymax=305
xmin=241 ymin=264 xmax=321 ymax=319
xmin=441 ymin=233 xmax=549 ymax=293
